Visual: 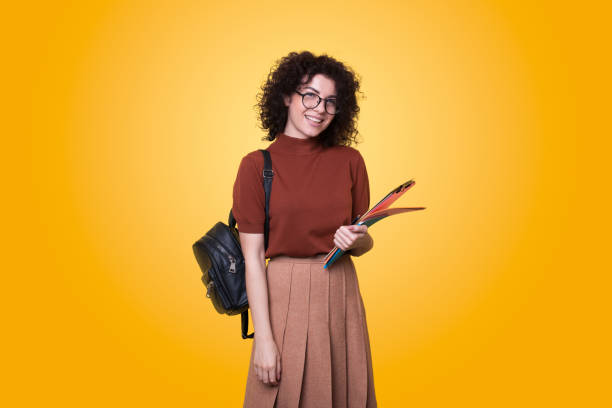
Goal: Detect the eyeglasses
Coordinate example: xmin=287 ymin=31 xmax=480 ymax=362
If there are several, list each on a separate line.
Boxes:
xmin=295 ymin=90 xmax=339 ymax=115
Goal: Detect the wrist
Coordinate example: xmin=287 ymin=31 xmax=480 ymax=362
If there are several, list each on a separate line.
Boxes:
xmin=255 ymin=331 xmax=274 ymax=342
xmin=350 ymin=233 xmax=373 ymax=257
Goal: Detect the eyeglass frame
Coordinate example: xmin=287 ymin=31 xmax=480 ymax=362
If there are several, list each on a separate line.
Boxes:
xmin=294 ymin=90 xmax=340 ymax=115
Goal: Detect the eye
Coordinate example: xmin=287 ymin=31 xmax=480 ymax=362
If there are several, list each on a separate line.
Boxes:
xmin=302 ymin=92 xmax=320 ymax=106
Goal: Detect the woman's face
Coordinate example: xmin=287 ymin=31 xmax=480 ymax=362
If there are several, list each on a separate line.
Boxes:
xmin=283 ymin=73 xmax=337 ymax=139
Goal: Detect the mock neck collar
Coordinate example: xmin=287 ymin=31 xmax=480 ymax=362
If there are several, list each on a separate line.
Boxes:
xmin=268 ymin=132 xmax=324 ymax=155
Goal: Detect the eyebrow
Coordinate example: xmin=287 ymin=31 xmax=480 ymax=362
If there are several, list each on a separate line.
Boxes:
xmin=303 ymin=86 xmax=337 ymax=98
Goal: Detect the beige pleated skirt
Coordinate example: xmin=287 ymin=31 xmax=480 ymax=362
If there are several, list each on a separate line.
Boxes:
xmin=243 ymin=253 xmax=377 ymax=408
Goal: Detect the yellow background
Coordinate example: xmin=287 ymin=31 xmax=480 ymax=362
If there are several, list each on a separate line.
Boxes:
xmin=4 ymin=0 xmax=610 ymax=406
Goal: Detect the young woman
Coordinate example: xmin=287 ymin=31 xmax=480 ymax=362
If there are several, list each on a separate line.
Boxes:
xmin=232 ymin=51 xmax=377 ymax=407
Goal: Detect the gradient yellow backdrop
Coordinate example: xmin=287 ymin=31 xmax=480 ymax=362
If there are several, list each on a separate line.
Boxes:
xmin=4 ymin=0 xmax=610 ymax=406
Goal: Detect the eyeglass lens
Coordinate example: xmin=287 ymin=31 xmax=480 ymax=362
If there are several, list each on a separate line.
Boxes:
xmin=302 ymin=93 xmax=338 ymax=115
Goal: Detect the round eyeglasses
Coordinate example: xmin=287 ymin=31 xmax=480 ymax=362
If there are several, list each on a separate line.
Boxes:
xmin=295 ymin=90 xmax=339 ymax=115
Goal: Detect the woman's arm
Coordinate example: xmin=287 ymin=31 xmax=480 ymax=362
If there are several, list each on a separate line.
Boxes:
xmin=239 ymin=232 xmax=274 ymax=341
xmin=347 ymin=230 xmax=374 ymax=257
xmin=335 ymin=224 xmax=374 ymax=257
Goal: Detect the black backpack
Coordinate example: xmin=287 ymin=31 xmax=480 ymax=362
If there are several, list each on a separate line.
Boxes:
xmin=192 ymin=149 xmax=273 ymax=339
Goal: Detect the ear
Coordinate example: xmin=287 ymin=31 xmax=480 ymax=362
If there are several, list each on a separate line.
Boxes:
xmin=283 ymin=94 xmax=290 ymax=107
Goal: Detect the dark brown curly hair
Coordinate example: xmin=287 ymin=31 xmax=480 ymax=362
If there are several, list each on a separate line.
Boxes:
xmin=254 ymin=51 xmax=364 ymax=148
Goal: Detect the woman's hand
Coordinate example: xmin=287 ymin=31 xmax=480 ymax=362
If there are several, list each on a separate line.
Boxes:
xmin=334 ymin=224 xmax=369 ymax=252
xmin=253 ymin=336 xmax=281 ymax=386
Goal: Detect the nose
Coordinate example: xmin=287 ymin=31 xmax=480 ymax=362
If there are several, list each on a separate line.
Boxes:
xmin=313 ymin=100 xmax=326 ymax=115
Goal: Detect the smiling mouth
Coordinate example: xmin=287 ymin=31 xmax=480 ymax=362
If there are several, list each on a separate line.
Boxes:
xmin=305 ymin=115 xmax=323 ymax=124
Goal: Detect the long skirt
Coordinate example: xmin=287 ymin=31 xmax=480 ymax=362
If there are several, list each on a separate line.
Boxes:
xmin=243 ymin=253 xmax=377 ymax=408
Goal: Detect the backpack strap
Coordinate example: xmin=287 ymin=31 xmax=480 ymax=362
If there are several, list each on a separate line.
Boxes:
xmin=261 ymin=149 xmax=273 ymax=252
xmin=240 ymin=149 xmax=273 ymax=339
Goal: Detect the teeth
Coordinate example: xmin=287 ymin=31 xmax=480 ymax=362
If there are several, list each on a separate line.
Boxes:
xmin=306 ymin=115 xmax=322 ymax=123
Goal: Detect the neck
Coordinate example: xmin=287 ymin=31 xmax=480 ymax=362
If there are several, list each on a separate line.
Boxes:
xmin=268 ymin=132 xmax=324 ymax=155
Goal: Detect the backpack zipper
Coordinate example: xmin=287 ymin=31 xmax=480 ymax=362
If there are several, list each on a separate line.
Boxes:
xmin=212 ymin=239 xmax=237 ymax=273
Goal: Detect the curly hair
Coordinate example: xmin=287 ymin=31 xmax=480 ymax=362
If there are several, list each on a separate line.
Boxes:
xmin=254 ymin=51 xmax=364 ymax=148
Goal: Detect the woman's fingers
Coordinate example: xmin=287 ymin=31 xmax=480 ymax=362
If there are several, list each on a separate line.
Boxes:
xmin=334 ymin=232 xmax=349 ymax=249
xmin=335 ymin=226 xmax=362 ymax=250
xmin=256 ymin=361 xmax=278 ymax=385
xmin=347 ymin=224 xmax=368 ymax=234
xmin=264 ymin=369 xmax=271 ymax=385
xmin=336 ymin=226 xmax=354 ymax=241
xmin=266 ymin=366 xmax=277 ymax=385
xmin=334 ymin=235 xmax=349 ymax=250
xmin=276 ymin=355 xmax=281 ymax=381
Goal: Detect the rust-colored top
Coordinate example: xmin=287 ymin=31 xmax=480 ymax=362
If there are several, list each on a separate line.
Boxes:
xmin=232 ymin=132 xmax=370 ymax=258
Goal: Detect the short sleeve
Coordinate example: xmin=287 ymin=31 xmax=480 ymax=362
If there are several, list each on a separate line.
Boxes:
xmin=232 ymin=154 xmax=265 ymax=233
xmin=351 ymin=150 xmax=370 ymax=221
